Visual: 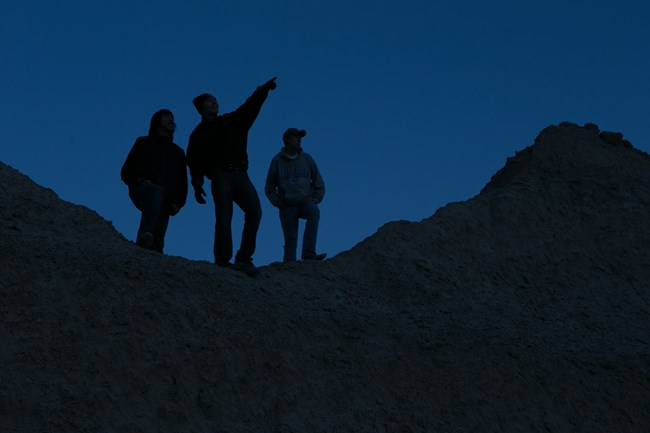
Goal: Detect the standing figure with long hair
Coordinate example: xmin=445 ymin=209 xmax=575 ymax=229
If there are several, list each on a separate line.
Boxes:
xmin=121 ymin=109 xmax=188 ymax=253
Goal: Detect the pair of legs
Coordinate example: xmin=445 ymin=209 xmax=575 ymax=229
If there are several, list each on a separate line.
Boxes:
xmin=279 ymin=200 xmax=321 ymax=262
xmin=211 ymin=171 xmax=262 ymax=265
xmin=129 ymin=183 xmax=170 ymax=253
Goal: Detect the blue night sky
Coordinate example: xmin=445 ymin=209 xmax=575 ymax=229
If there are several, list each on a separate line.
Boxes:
xmin=2 ymin=0 xmax=649 ymax=266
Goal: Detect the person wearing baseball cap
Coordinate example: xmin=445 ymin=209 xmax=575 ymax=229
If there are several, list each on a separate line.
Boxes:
xmin=186 ymin=77 xmax=277 ymax=276
xmin=265 ymin=127 xmax=326 ymax=262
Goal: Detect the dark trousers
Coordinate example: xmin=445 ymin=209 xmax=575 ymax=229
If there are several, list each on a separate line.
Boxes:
xmin=129 ymin=183 xmax=170 ymax=252
xmin=279 ymin=200 xmax=320 ymax=262
xmin=210 ymin=171 xmax=262 ymax=264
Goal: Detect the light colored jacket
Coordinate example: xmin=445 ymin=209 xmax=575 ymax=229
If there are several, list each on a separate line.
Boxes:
xmin=265 ymin=148 xmax=325 ymax=207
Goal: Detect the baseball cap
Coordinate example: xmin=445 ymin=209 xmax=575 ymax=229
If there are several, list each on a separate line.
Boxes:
xmin=283 ymin=127 xmax=307 ymax=142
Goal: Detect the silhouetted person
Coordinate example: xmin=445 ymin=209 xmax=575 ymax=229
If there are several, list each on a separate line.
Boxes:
xmin=265 ymin=127 xmax=326 ymax=262
xmin=187 ymin=77 xmax=277 ymax=276
xmin=121 ymin=109 xmax=188 ymax=253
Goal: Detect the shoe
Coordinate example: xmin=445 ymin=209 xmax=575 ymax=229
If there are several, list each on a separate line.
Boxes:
xmin=215 ymin=259 xmax=232 ymax=268
xmin=136 ymin=232 xmax=153 ymax=249
xmin=302 ymin=253 xmax=327 ymax=261
xmin=233 ymin=261 xmax=260 ymax=276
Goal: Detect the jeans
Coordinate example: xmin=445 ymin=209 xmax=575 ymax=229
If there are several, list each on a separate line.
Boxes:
xmin=279 ymin=200 xmax=320 ymax=262
xmin=211 ymin=171 xmax=262 ymax=264
xmin=129 ymin=183 xmax=170 ymax=253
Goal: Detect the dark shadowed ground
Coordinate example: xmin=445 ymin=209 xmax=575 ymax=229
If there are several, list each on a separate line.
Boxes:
xmin=1 ymin=122 xmax=649 ymax=432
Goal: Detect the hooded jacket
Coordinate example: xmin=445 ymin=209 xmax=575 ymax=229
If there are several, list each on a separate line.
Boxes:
xmin=186 ymin=85 xmax=271 ymax=189
xmin=265 ymin=148 xmax=325 ymax=207
xmin=120 ymin=135 xmax=188 ymax=208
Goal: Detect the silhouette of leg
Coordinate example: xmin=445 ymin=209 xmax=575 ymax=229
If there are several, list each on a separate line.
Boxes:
xmin=299 ymin=201 xmax=320 ymax=259
xmin=152 ymin=210 xmax=170 ymax=253
xmin=280 ymin=205 xmax=299 ymax=262
xmin=233 ymin=173 xmax=261 ymax=264
xmin=211 ymin=175 xmax=234 ymax=264
xmin=130 ymin=183 xmax=166 ymax=249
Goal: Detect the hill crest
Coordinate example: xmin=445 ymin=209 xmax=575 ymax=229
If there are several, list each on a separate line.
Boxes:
xmin=1 ymin=122 xmax=649 ymax=432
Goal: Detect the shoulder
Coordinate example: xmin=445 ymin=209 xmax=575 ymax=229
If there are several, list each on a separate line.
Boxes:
xmin=189 ymin=123 xmax=204 ymax=137
xmin=172 ymin=142 xmax=186 ymax=156
xmin=131 ymin=136 xmax=151 ymax=149
xmin=219 ymin=112 xmax=237 ymax=125
xmin=190 ymin=120 xmax=214 ymax=136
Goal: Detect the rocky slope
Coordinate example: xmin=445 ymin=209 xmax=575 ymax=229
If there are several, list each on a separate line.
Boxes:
xmin=1 ymin=122 xmax=648 ymax=432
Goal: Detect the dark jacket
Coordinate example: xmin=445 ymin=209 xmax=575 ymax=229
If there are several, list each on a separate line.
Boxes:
xmin=121 ymin=135 xmax=188 ymax=208
xmin=186 ymin=86 xmax=271 ymax=189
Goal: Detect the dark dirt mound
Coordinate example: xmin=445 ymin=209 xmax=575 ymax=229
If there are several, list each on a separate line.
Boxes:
xmin=1 ymin=122 xmax=648 ymax=432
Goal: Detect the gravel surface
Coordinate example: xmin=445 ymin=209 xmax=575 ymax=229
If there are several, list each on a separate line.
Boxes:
xmin=1 ymin=122 xmax=648 ymax=432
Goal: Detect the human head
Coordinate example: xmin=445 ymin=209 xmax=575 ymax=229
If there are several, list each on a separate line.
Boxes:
xmin=193 ymin=93 xmax=218 ymax=118
xmin=148 ymin=109 xmax=176 ymax=138
xmin=282 ymin=127 xmax=306 ymax=154
xmin=283 ymin=127 xmax=306 ymax=144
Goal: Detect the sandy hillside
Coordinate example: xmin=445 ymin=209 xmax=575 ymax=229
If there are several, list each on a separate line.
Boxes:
xmin=1 ymin=122 xmax=649 ymax=432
